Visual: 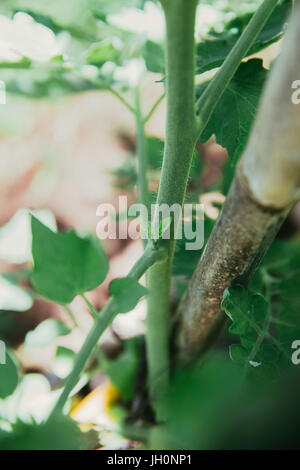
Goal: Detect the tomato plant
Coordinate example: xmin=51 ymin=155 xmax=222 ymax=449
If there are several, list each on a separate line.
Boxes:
xmin=0 ymin=0 xmax=299 ymax=451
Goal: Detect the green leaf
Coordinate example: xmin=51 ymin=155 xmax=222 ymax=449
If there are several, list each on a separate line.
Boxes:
xmin=31 ymin=216 xmax=108 ymax=304
xmin=144 ymin=40 xmax=164 ymax=74
xmin=0 ymin=208 xmax=56 ymax=264
xmin=0 ymin=415 xmax=91 ymax=450
xmin=199 ymin=58 xmax=267 ymax=159
xmin=1 ymin=62 xmax=102 ymax=99
xmin=86 ymin=40 xmax=119 ymax=66
xmin=0 ymin=0 xmax=98 ymax=38
xmin=229 ymin=344 xmax=249 ymax=364
xmin=25 ymin=319 xmax=71 ymax=348
xmin=0 ymin=57 xmax=31 ymax=69
xmin=196 ymin=0 xmax=291 ymax=74
xmin=172 ymin=216 xmax=215 ymax=301
xmin=92 ymin=0 xmax=147 ymax=16
xmin=0 ymin=350 xmax=18 ymax=399
xmin=222 ymin=283 xmax=300 ymax=374
xmin=109 ymin=277 xmax=147 ymax=313
xmin=198 ymin=59 xmax=267 ymax=192
xmin=103 ymin=338 xmax=141 ymax=400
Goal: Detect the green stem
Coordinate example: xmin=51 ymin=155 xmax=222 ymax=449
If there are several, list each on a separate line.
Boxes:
xmin=106 ymin=84 xmax=136 ymax=115
xmin=196 ymin=0 xmax=279 ymax=136
xmin=48 ymin=243 xmax=166 ymax=419
xmin=144 ymin=93 xmax=165 ymax=124
xmin=92 ymin=77 xmax=136 ymax=114
xmin=146 ymin=0 xmax=198 ymax=416
xmin=81 ymin=294 xmax=98 ymax=319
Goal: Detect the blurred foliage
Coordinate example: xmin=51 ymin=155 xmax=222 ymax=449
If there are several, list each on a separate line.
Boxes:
xmin=102 ymin=338 xmax=142 ymax=401
xmin=151 ymin=354 xmax=300 ymax=449
xmin=196 ymin=0 xmax=291 ymax=74
xmin=0 ymin=415 xmax=94 ymax=450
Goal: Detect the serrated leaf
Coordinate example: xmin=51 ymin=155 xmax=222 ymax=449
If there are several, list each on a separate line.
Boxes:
xmin=0 ymin=350 xmax=18 ymax=399
xmin=198 ymin=59 xmax=268 ymax=193
xmin=222 ymin=283 xmax=300 ymax=374
xmin=229 ymin=344 xmax=249 ymax=364
xmin=109 ymin=277 xmax=147 ymax=313
xmin=31 ymin=216 xmax=108 ymax=304
xmin=199 ymin=59 xmax=267 ymax=164
xmin=25 ymin=319 xmax=71 ymax=348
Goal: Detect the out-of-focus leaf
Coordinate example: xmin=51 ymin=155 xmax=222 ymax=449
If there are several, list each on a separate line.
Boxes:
xmin=144 ymin=40 xmax=164 ymax=74
xmin=196 ymin=0 xmax=291 ymax=74
xmin=51 ymin=346 xmax=75 ymax=379
xmin=103 ymin=338 xmax=141 ymax=400
xmin=91 ymin=0 xmax=148 ymax=17
xmin=229 ymin=344 xmax=250 ymax=364
xmin=24 ymin=319 xmax=71 ymax=348
xmin=0 ymin=57 xmax=31 ymax=69
xmin=0 ymin=276 xmax=33 ymax=312
xmin=151 ymin=354 xmax=243 ymax=449
xmin=86 ymin=40 xmax=119 ymax=66
xmin=1 ymin=62 xmax=103 ymax=99
xmin=151 ymin=352 xmax=300 ymax=450
xmin=0 ymin=350 xmax=18 ymax=399
xmin=0 ymin=0 xmax=98 ymax=38
xmin=0 ymin=415 xmax=90 ymax=450
xmin=31 ymin=216 xmax=109 ymax=304
xmin=0 ymin=374 xmax=58 ymax=423
xmin=109 ymin=278 xmax=147 ymax=313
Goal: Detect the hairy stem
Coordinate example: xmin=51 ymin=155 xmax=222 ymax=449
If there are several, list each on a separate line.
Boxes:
xmin=48 ymin=243 xmax=166 ymax=418
xmin=146 ymin=0 xmax=198 ymax=416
